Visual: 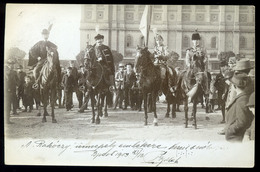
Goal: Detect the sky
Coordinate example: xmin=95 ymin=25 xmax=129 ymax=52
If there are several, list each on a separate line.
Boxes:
xmin=5 ymin=4 xmax=81 ymax=60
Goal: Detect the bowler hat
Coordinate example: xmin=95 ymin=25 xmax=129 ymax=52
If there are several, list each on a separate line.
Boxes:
xmin=41 ymin=29 xmax=50 ymax=34
xmin=192 ymin=29 xmax=200 ymax=40
xmin=247 ymin=92 xmax=255 ymax=107
xmin=233 ymin=58 xmax=254 ymax=71
xmin=229 ymin=72 xmax=249 ymax=88
xmin=94 ymin=34 xmax=104 ymax=40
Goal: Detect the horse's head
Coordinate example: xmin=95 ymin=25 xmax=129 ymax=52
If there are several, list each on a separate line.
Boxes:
xmin=134 ymin=46 xmax=153 ymax=73
xmin=46 ymin=46 xmax=58 ymax=66
xmin=84 ymin=45 xmax=95 ymax=69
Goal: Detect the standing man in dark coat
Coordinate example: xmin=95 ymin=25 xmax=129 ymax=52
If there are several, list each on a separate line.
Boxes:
xmin=16 ymin=65 xmax=26 ymax=109
xmin=68 ymin=60 xmax=78 ymax=108
xmin=62 ymin=67 xmax=75 ymax=111
xmin=22 ymin=76 xmax=34 ymax=112
xmin=123 ymin=63 xmax=136 ymax=110
xmin=225 ymin=73 xmax=254 ymax=142
xmin=77 ymin=64 xmax=87 ymax=109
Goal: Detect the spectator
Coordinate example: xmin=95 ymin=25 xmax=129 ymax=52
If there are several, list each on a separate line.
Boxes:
xmin=16 ymin=65 xmax=26 ymax=110
xmin=69 ymin=60 xmax=78 ymax=107
xmin=243 ymin=92 xmax=255 ymax=141
xmin=225 ymin=73 xmax=254 ymax=142
xmin=114 ymin=63 xmax=125 ymax=110
xmin=209 ymin=74 xmax=218 ymax=113
xmin=22 ymin=76 xmax=34 ymax=112
xmin=123 ymin=63 xmax=136 ymax=110
xmin=62 ymin=67 xmax=75 ymax=111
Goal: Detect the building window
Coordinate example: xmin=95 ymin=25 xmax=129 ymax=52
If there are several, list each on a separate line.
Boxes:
xmin=211 ymin=62 xmax=220 ymax=70
xmin=240 ymin=36 xmax=247 ymax=49
xmin=210 ymin=5 xmax=219 ymax=10
xmin=211 ymin=37 xmax=217 ymax=49
xmin=196 ymin=5 xmax=205 ymax=10
xmin=126 ymin=35 xmax=132 ymax=48
xmin=183 ymin=35 xmax=190 ymax=48
xmin=182 ymin=5 xmax=191 ymax=10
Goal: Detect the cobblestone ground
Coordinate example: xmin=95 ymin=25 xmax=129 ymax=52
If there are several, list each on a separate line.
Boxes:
xmin=5 ymin=95 xmax=227 ymax=141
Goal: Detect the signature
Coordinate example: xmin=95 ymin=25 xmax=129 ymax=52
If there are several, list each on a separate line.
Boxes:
xmin=143 ymin=150 xmax=181 ymax=167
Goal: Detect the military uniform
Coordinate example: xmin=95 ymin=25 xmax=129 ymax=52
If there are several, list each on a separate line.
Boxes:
xmin=93 ymin=34 xmax=115 ymax=86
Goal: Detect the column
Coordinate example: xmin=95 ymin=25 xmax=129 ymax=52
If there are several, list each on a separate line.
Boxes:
xmin=176 ymin=5 xmax=183 ymax=59
xmin=218 ymin=5 xmax=226 ymax=53
xmin=233 ymin=5 xmax=240 ymax=54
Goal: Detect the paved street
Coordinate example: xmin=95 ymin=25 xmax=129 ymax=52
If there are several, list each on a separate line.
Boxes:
xmin=5 ymin=95 xmax=227 ymax=142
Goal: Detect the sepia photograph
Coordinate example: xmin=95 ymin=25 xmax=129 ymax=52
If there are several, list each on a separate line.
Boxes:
xmin=4 ymin=4 xmax=255 ymax=167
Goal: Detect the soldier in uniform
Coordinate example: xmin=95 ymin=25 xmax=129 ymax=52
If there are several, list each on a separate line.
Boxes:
xmin=93 ymin=34 xmax=115 ymax=87
xmin=185 ymin=30 xmax=208 ymax=101
xmin=16 ymin=65 xmax=26 ymax=109
xmin=153 ymin=33 xmax=176 ymax=94
xmin=114 ymin=63 xmax=125 ymax=110
xmin=28 ymin=28 xmax=58 ymax=85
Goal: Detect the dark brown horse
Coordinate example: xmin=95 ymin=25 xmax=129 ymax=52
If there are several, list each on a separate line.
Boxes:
xmin=176 ymin=68 xmax=209 ymax=129
xmin=84 ymin=45 xmax=110 ymax=124
xmin=135 ymin=46 xmax=161 ymax=126
xmin=34 ymin=46 xmax=61 ymax=123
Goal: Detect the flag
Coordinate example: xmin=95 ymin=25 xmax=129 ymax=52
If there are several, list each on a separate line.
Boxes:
xmin=139 ymin=5 xmax=152 ymax=47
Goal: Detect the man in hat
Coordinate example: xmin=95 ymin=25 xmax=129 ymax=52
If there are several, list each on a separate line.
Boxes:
xmin=114 ymin=62 xmax=125 ymax=110
xmin=28 ymin=28 xmax=58 ymax=85
xmin=93 ymin=34 xmax=115 ymax=87
xmin=77 ymin=64 xmax=88 ymax=109
xmin=185 ymin=29 xmax=208 ymax=101
xmin=68 ymin=60 xmax=79 ymax=108
xmin=5 ymin=60 xmax=19 ymax=118
xmin=224 ymin=73 xmax=254 ymax=142
xmin=16 ymin=65 xmax=26 ymax=109
xmin=62 ymin=67 xmax=75 ymax=111
xmin=124 ymin=63 xmax=137 ymax=110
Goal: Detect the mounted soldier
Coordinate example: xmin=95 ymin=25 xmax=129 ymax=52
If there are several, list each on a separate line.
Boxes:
xmin=92 ymin=33 xmax=115 ymax=87
xmin=28 ymin=26 xmax=61 ymax=88
xmin=153 ymin=32 xmax=177 ymax=94
xmin=185 ymin=29 xmax=208 ymax=100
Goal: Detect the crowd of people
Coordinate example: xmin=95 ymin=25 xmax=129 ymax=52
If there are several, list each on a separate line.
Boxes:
xmin=4 ymin=27 xmax=255 ymax=143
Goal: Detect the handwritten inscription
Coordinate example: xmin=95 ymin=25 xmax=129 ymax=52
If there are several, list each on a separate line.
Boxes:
xmin=20 ymin=140 xmax=224 ymax=166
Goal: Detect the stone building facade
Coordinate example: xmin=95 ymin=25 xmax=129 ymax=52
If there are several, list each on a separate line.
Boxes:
xmin=80 ymin=5 xmax=255 ymax=71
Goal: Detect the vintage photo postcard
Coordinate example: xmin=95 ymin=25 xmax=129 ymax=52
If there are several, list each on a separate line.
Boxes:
xmin=4 ymin=4 xmax=255 ymax=167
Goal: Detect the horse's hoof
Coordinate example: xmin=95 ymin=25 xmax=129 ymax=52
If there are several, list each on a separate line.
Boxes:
xmin=52 ymin=119 xmax=57 ymax=123
xmin=172 ymin=114 xmax=176 ymax=118
xmin=42 ymin=118 xmax=47 ymax=123
xmin=104 ymin=112 xmax=108 ymax=117
xmin=205 ymin=116 xmax=210 ymax=120
xmin=185 ymin=125 xmax=188 ymax=128
xmin=220 ymin=120 xmax=225 ymax=124
xmin=91 ymin=119 xmax=95 ymax=123
xmin=36 ymin=113 xmax=41 ymax=116
xmin=96 ymin=118 xmax=100 ymax=124
xmin=144 ymin=121 xmax=148 ymax=126
xmin=154 ymin=123 xmax=158 ymax=126
xmin=165 ymin=114 xmax=169 ymax=118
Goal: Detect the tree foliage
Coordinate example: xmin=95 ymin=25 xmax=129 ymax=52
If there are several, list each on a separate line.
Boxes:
xmin=7 ymin=47 xmax=26 ymax=65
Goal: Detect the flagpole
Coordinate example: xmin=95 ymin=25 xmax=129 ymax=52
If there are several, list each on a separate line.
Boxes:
xmin=139 ymin=5 xmax=152 ymax=47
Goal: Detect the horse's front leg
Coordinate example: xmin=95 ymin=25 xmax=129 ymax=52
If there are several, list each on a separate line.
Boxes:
xmin=90 ymin=91 xmax=96 ymax=124
xmin=51 ymin=90 xmax=57 ymax=123
xmin=192 ymin=98 xmax=197 ymax=129
xmin=152 ymin=92 xmax=158 ymax=126
xmin=96 ymin=93 xmax=101 ymax=124
xmin=171 ymin=99 xmax=176 ymax=118
xmin=165 ymin=100 xmax=170 ymax=118
xmin=104 ymin=93 xmax=108 ymax=117
xmin=143 ymin=92 xmax=148 ymax=126
xmin=184 ymin=98 xmax=188 ymax=128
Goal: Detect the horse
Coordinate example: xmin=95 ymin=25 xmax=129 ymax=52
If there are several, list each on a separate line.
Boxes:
xmin=176 ymin=66 xmax=209 ymax=129
xmin=161 ymin=66 xmax=178 ymax=119
xmin=33 ymin=46 xmax=61 ymax=123
xmin=135 ymin=46 xmax=161 ymax=126
xmin=84 ymin=45 xmax=111 ymax=124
